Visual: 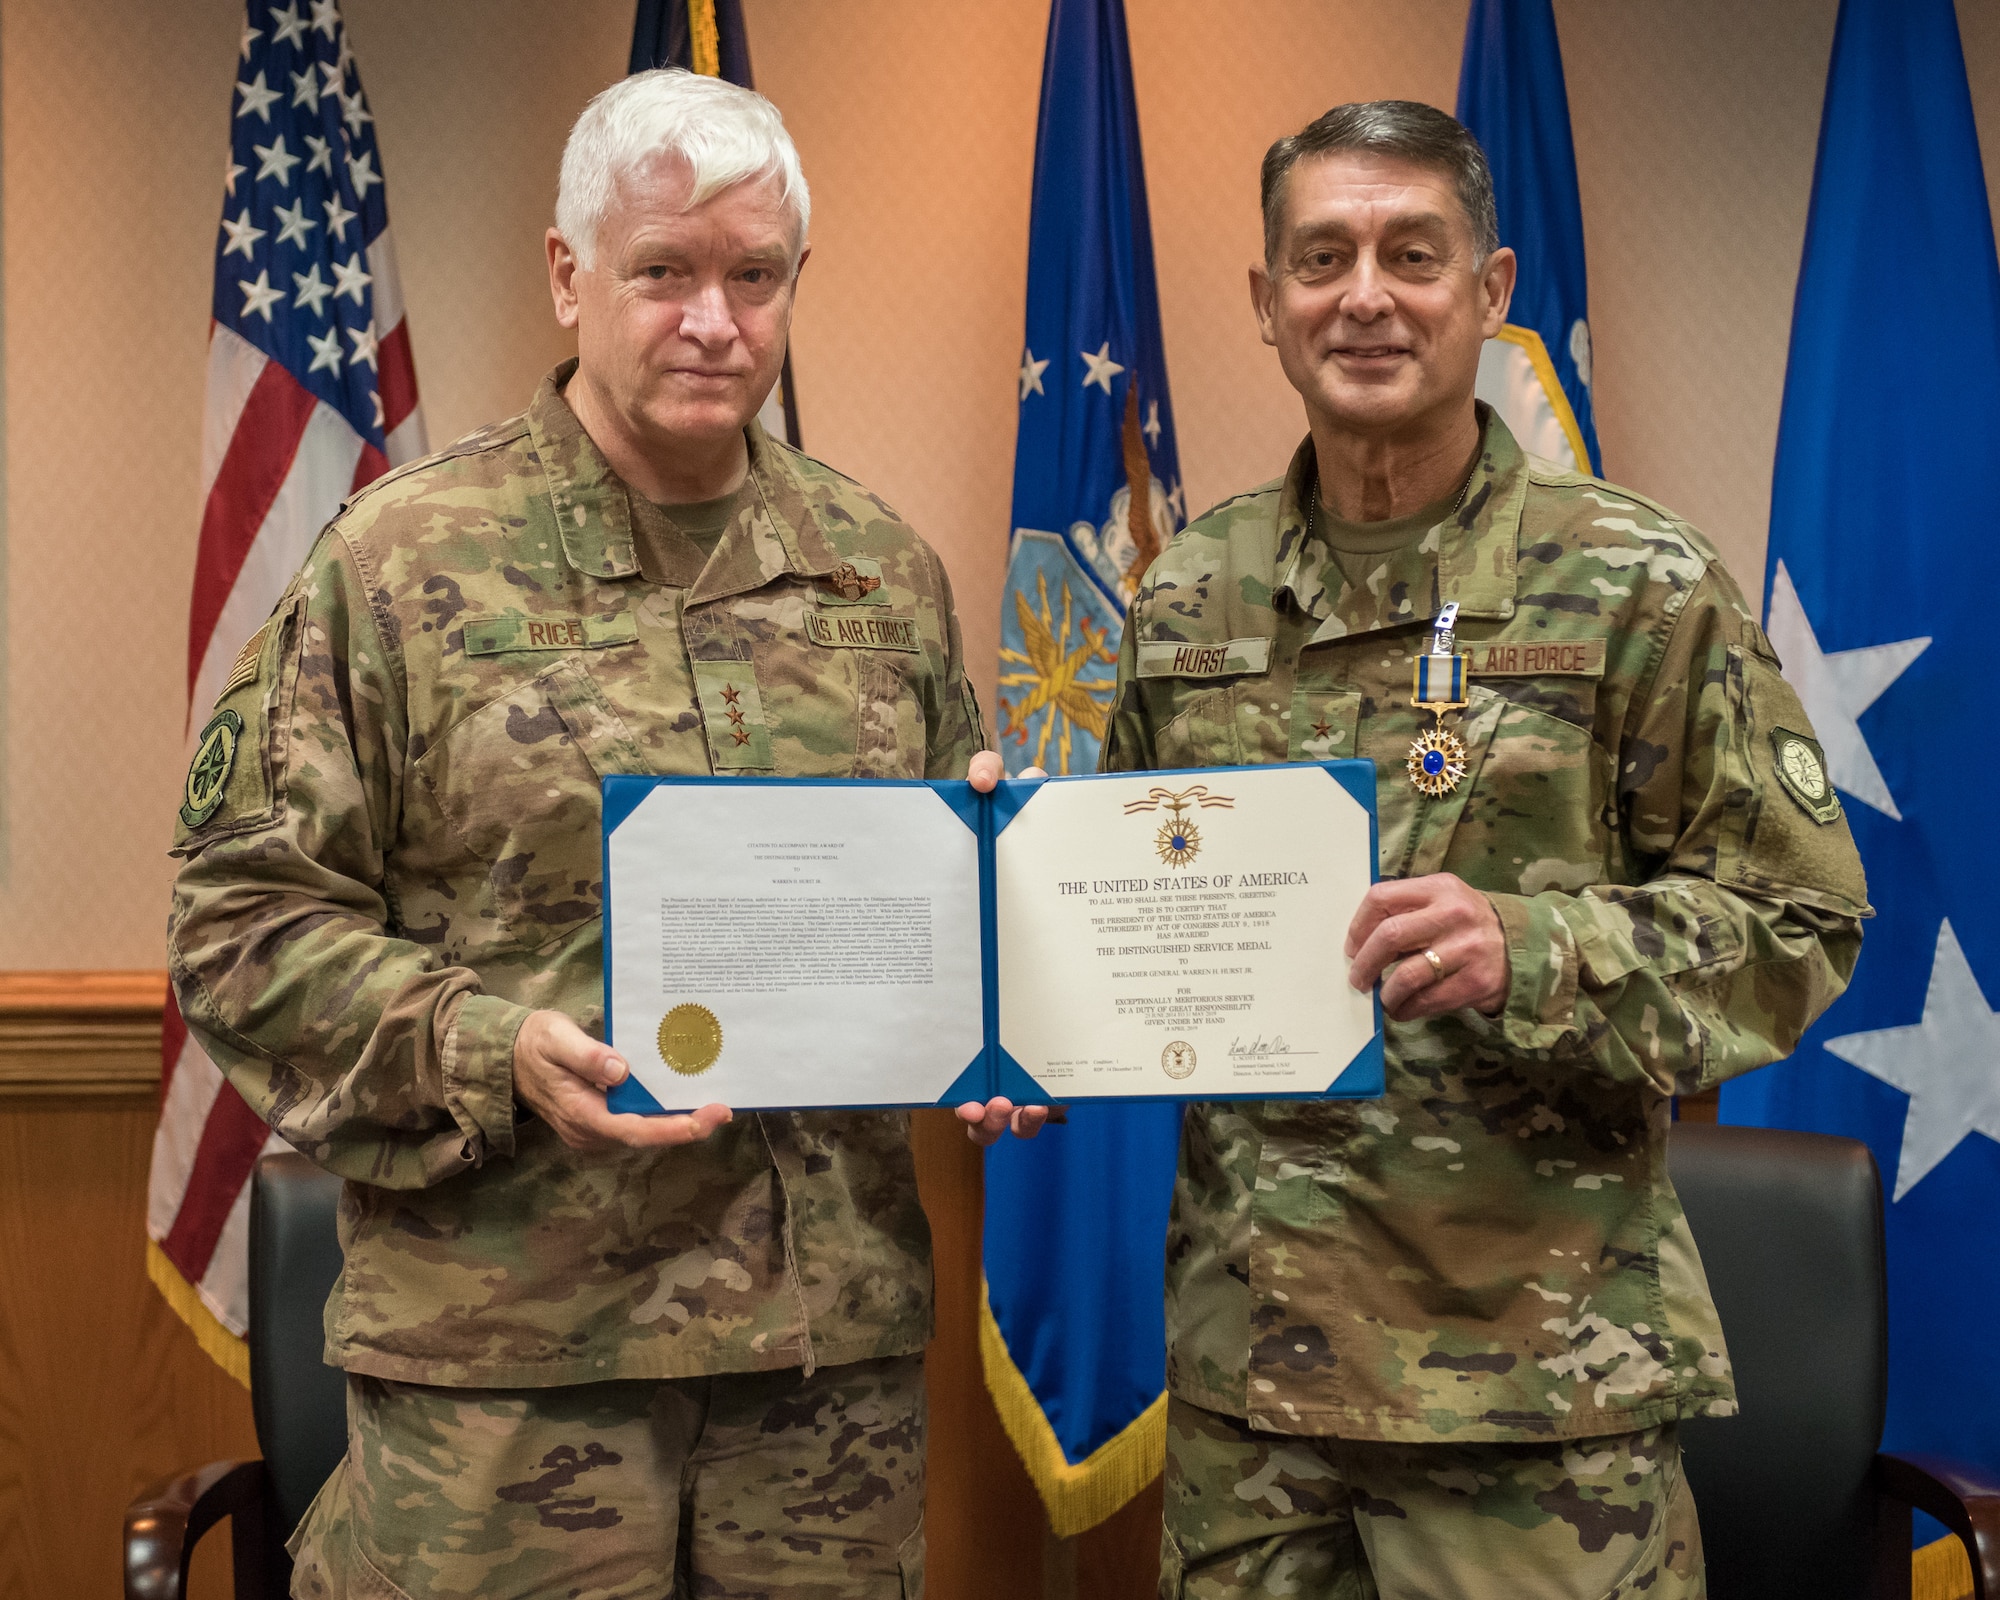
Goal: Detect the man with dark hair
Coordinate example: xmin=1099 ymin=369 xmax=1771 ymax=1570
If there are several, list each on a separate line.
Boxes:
xmin=1100 ymin=99 xmax=1867 ymax=1597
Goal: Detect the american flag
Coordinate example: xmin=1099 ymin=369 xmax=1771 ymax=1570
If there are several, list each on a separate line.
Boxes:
xmin=147 ymin=0 xmax=424 ymax=1372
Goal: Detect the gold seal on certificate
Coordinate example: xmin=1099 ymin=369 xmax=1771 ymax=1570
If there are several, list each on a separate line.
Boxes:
xmin=658 ymin=1004 xmax=723 ymax=1075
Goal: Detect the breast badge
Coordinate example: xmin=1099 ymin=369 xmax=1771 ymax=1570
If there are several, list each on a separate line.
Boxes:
xmin=822 ymin=561 xmax=883 ymax=603
xmin=1123 ymin=784 xmax=1235 ymax=870
xmin=658 ymin=1003 xmax=724 ymax=1076
xmin=1771 ymin=727 xmax=1841 ymax=823
xmin=179 ymin=709 xmax=244 ymax=828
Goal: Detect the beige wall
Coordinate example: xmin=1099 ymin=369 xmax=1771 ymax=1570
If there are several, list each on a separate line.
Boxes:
xmin=4 ymin=0 xmax=1998 ymax=966
xmin=0 ymin=0 xmax=631 ymax=964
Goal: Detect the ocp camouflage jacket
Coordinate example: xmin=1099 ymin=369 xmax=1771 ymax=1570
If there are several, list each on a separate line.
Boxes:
xmin=169 ymin=364 xmax=985 ymax=1387
xmin=1102 ymin=410 xmax=1868 ymax=1443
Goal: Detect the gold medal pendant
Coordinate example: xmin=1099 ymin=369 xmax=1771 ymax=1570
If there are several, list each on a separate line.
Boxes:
xmin=1407 ymin=725 xmax=1469 ymax=797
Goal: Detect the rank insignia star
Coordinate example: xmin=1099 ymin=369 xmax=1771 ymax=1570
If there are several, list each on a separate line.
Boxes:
xmin=1312 ymin=717 xmax=1333 ymax=740
xmin=726 ymin=708 xmax=746 ymax=726
xmin=732 ymin=728 xmax=751 ymax=746
xmin=721 ymin=684 xmax=741 ymax=706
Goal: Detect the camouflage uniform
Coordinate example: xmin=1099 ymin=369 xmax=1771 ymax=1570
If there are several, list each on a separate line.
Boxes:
xmin=1162 ymin=1401 xmax=1700 ymax=1600
xmin=169 ymin=362 xmax=984 ymax=1594
xmin=291 ymin=1355 xmax=925 ymax=1600
xmin=1101 ymin=411 xmax=1868 ymax=1596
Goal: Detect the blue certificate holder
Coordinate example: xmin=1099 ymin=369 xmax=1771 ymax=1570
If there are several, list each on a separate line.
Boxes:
xmin=605 ymin=761 xmax=1382 ymax=1114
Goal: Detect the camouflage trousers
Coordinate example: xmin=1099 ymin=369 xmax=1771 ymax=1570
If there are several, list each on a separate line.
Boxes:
xmin=1162 ymin=1398 xmax=1703 ymax=1600
xmin=288 ymin=1353 xmax=925 ymax=1600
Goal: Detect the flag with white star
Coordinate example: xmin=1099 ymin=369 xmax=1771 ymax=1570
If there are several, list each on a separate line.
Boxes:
xmin=997 ymin=0 xmax=1183 ymax=783
xmin=149 ymin=0 xmax=425 ymax=1381
xmin=1721 ymin=0 xmax=2000 ymax=1511
xmin=982 ymin=0 xmax=1184 ymax=1539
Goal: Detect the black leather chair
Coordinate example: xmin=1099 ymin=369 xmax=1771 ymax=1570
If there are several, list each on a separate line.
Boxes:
xmin=1671 ymin=1123 xmax=1999 ymax=1599
xmin=125 ymin=1153 xmax=349 ymax=1600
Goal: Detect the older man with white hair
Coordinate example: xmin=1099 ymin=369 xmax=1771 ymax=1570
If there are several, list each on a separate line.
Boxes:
xmin=166 ymin=69 xmax=1018 ymax=1598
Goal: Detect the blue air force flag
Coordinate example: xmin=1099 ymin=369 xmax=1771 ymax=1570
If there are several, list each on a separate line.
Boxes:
xmin=996 ymin=0 xmax=1183 ymax=780
xmin=981 ymin=0 xmax=1184 ymax=1538
xmin=1720 ymin=0 xmax=2000 ymax=1508
xmin=1456 ymin=0 xmax=1599 ymax=474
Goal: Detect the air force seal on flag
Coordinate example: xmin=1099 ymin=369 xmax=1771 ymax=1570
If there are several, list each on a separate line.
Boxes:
xmin=996 ymin=531 xmax=1123 ymax=776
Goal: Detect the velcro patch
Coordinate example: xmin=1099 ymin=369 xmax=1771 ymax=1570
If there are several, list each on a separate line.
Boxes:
xmin=692 ymin=660 xmax=773 ymax=770
xmin=218 ymin=622 xmax=270 ymax=698
xmin=817 ymin=558 xmax=889 ymax=606
xmin=463 ymin=614 xmax=639 ymax=655
xmin=1771 ymin=726 xmax=1841 ymax=824
xmin=180 ymin=709 xmax=243 ymax=829
xmin=805 ymin=610 xmax=921 ymax=652
xmin=1135 ymin=638 xmax=1273 ymax=679
xmin=1468 ymin=639 xmax=1605 ymax=678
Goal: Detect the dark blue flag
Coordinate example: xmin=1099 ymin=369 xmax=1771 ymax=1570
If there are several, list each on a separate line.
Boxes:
xmin=1456 ymin=0 xmax=1599 ymax=474
xmin=629 ymin=0 xmax=799 ymax=448
xmin=994 ymin=0 xmax=1182 ymax=780
xmin=981 ymin=0 xmax=1184 ymax=1536
xmin=1720 ymin=0 xmax=2000 ymax=1536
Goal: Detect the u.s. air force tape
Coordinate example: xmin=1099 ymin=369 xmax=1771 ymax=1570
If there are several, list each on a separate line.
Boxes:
xmin=805 ymin=611 xmax=920 ymax=652
xmin=1135 ymin=638 xmax=1273 ymax=678
xmin=1467 ymin=639 xmax=1605 ymax=678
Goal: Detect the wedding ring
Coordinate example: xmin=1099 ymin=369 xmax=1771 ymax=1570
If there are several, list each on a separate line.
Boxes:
xmin=1422 ymin=948 xmax=1446 ymax=982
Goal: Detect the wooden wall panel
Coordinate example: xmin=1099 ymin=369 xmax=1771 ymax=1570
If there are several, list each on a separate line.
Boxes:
xmin=0 ymin=985 xmax=1160 ymax=1599
xmin=0 ymin=1093 xmax=257 ymax=1600
xmin=911 ymin=1109 xmax=1053 ymax=1599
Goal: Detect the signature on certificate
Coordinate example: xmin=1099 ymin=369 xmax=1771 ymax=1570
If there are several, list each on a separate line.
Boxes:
xmin=1228 ymin=1034 xmax=1318 ymax=1061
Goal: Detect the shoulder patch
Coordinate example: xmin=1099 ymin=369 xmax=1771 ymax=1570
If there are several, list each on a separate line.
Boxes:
xmin=180 ymin=710 xmax=244 ymax=828
xmin=1771 ymin=727 xmax=1841 ymax=823
xmin=218 ymin=622 xmax=270 ymax=698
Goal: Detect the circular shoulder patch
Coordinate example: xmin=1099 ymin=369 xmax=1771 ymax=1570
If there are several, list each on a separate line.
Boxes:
xmin=180 ymin=710 xmax=244 ymax=829
xmin=1770 ymin=727 xmax=1841 ymax=824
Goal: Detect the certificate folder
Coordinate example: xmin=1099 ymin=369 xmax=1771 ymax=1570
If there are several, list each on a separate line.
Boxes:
xmin=603 ymin=762 xmax=1383 ymax=1114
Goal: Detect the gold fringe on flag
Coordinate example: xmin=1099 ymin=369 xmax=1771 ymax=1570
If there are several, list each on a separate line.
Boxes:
xmin=147 ymin=1238 xmax=251 ymax=1389
xmin=1490 ymin=322 xmax=1592 ymax=473
xmin=978 ymin=1278 xmax=1166 ymax=1537
xmin=686 ymin=0 xmax=721 ymax=77
xmin=1913 ymin=1533 xmax=1975 ymax=1600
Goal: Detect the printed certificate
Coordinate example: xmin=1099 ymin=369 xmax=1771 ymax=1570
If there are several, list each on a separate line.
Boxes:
xmin=604 ymin=764 xmax=1381 ymax=1113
